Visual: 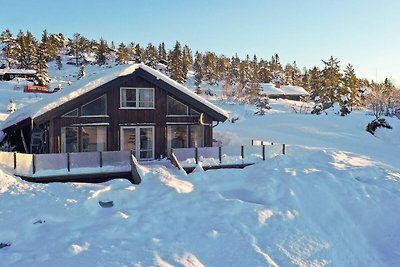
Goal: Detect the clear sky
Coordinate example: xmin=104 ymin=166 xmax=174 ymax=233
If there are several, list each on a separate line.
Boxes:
xmin=1 ymin=0 xmax=399 ymax=83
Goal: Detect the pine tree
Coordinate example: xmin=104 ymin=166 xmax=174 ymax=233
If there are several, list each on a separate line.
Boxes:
xmin=254 ymin=93 xmax=271 ymax=115
xmin=96 ymin=38 xmax=109 ymax=65
xmin=203 ymin=52 xmax=218 ymax=85
xmin=321 ymin=56 xmax=342 ymax=108
xmin=134 ymin=44 xmax=145 ymax=63
xmin=193 ymin=51 xmax=204 ymax=87
xmin=158 ymin=42 xmax=167 ymax=61
xmin=250 ymin=54 xmax=259 ymax=84
xmin=309 ymin=66 xmax=322 ymax=99
xmin=68 ymin=33 xmax=88 ymax=66
xmin=301 ymin=68 xmax=310 ymax=92
xmin=0 ymin=29 xmax=17 ymax=67
xmin=116 ymin=42 xmax=129 ymax=64
xmin=41 ymin=30 xmax=51 ymax=62
xmin=258 ymin=59 xmax=272 ymax=83
xmin=34 ymin=43 xmax=50 ymax=86
xmin=182 ymin=44 xmax=192 ymax=81
xmin=342 ymin=64 xmax=360 ymax=109
xmin=145 ymin=43 xmax=158 ymax=67
xmin=167 ymin=41 xmax=184 ymax=83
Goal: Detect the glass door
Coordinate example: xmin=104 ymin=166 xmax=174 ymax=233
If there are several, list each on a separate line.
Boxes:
xmin=121 ymin=126 xmax=154 ymax=160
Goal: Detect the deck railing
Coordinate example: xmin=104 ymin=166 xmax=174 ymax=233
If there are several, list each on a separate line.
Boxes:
xmin=0 ymin=150 xmax=133 ymax=178
xmin=171 ymin=143 xmax=285 ymax=169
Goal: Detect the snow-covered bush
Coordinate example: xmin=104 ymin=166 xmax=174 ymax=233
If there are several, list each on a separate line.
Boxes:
xmin=366 ymin=118 xmax=392 ymax=135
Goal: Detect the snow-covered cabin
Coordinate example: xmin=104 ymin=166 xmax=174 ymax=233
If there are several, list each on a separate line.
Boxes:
xmin=0 ymin=64 xmax=228 ymax=160
xmin=0 ymin=68 xmax=37 ymax=81
xmin=254 ymin=83 xmax=310 ymax=101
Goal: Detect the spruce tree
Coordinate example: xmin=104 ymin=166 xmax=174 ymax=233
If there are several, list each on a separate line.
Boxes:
xmin=34 ymin=43 xmax=50 ymax=86
xmin=343 ymin=64 xmax=360 ymax=109
xmin=167 ymin=41 xmax=184 ymax=83
xmin=182 ymin=44 xmax=192 ymax=81
xmin=134 ymin=43 xmax=145 ymax=63
xmin=158 ymin=42 xmax=167 ymax=61
xmin=96 ymin=38 xmax=109 ymax=65
xmin=321 ymin=56 xmax=342 ymax=108
xmin=203 ymin=52 xmax=218 ymax=85
xmin=193 ymin=51 xmax=204 ymax=87
xmin=145 ymin=43 xmax=158 ymax=67
xmin=116 ymin=42 xmax=129 ymax=64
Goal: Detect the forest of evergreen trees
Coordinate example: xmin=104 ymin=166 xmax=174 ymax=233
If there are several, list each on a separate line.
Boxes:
xmin=1 ymin=29 xmax=399 ymax=117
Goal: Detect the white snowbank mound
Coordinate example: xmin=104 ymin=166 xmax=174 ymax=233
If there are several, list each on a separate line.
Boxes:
xmin=0 ymin=146 xmax=399 ymax=266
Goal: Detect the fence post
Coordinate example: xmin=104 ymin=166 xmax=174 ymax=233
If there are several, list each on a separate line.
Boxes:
xmin=283 ymin=144 xmax=286 ymax=155
xmin=195 ymin=147 xmax=198 ymax=164
xmin=13 ymin=152 xmax=16 ymax=170
xmin=67 ymin=153 xmax=70 ymax=172
xmin=32 ymin=154 xmax=36 ymax=175
xmin=219 ymin=146 xmax=222 ymax=164
xmin=241 ymin=145 xmax=244 ymax=161
xmin=99 ymin=151 xmax=103 ymax=168
xmin=262 ymin=145 xmax=265 ymax=160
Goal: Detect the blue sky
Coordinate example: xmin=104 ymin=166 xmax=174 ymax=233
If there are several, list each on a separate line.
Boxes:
xmin=1 ymin=0 xmax=399 ymax=83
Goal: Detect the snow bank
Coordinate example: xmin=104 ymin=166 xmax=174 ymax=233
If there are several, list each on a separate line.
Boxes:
xmin=0 ymin=146 xmax=399 ymax=266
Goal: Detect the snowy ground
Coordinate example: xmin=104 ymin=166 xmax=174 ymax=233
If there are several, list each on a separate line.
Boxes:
xmin=0 ymin=65 xmax=400 ymax=266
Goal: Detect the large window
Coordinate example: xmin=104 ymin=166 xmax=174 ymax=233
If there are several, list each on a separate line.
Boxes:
xmin=190 ymin=125 xmax=204 ymax=148
xmin=167 ymin=96 xmax=188 ymax=115
xmin=121 ymin=126 xmax=154 ymax=160
xmin=81 ymin=126 xmax=107 ymax=152
xmin=81 ymin=95 xmax=107 ymax=116
xmin=120 ymin=87 xmax=154 ymax=108
xmin=61 ymin=127 xmax=78 ymax=153
xmin=167 ymin=125 xmax=205 ymax=155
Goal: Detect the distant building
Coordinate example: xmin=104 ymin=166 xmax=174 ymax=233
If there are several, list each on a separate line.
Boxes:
xmin=0 ymin=68 xmax=37 ymax=81
xmin=246 ymin=83 xmax=310 ymax=101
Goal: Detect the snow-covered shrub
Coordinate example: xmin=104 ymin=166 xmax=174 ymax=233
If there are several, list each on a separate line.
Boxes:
xmin=366 ymin=118 xmax=392 ymax=135
xmin=254 ymin=94 xmax=271 ymax=115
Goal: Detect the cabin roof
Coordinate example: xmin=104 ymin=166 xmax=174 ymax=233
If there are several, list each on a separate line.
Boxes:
xmin=0 ymin=68 xmax=37 ymax=75
xmin=1 ymin=63 xmax=228 ymax=132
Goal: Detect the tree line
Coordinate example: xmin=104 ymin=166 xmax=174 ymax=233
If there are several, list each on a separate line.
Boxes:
xmin=0 ymin=29 xmax=399 ymax=117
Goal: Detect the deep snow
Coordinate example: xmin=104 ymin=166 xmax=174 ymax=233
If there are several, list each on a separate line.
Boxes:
xmin=0 ymin=61 xmax=400 ymax=266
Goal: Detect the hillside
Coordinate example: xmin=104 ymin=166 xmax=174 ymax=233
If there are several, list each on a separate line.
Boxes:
xmin=0 ymin=64 xmax=400 ymax=266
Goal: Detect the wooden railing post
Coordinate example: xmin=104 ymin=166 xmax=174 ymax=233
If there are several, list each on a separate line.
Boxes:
xmin=241 ymin=145 xmax=244 ymax=161
xmin=13 ymin=152 xmax=16 ymax=170
xmin=262 ymin=145 xmax=265 ymax=160
xmin=283 ymin=144 xmax=286 ymax=155
xmin=218 ymin=147 xmax=222 ymax=164
xmin=67 ymin=153 xmax=70 ymax=172
xmin=195 ymin=147 xmax=198 ymax=164
xmin=99 ymin=151 xmax=103 ymax=168
xmin=32 ymin=154 xmax=36 ymax=175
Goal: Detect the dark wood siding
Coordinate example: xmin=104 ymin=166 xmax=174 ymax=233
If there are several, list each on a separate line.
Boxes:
xmin=27 ymin=71 xmax=222 ymax=158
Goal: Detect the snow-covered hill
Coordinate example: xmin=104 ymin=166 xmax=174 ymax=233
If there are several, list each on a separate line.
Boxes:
xmin=0 ymin=64 xmax=400 ymax=266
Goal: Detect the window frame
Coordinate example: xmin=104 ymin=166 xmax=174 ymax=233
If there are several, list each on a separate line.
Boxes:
xmin=119 ymin=87 xmax=155 ymax=109
xmin=120 ymin=126 xmax=155 ymax=160
xmin=80 ymin=94 xmax=108 ymax=117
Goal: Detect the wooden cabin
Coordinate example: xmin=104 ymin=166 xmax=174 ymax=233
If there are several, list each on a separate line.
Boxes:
xmin=0 ymin=64 xmax=228 ymax=160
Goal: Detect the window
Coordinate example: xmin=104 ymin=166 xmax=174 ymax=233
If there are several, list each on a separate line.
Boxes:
xmin=81 ymin=126 xmax=107 ymax=152
xmin=81 ymin=95 xmax=107 ymax=116
xmin=61 ymin=127 xmax=78 ymax=153
xmin=120 ymin=87 xmax=154 ymax=108
xmin=121 ymin=126 xmax=154 ymax=160
xmin=62 ymin=108 xmax=78 ymax=117
xmin=167 ymin=96 xmax=188 ymax=115
xmin=190 ymin=125 xmax=204 ymax=147
xmin=190 ymin=109 xmax=200 ymax=116
xmin=167 ymin=125 xmax=188 ymax=154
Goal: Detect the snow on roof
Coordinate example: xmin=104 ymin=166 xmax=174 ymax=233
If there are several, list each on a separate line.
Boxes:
xmin=0 ymin=68 xmax=36 ymax=75
xmin=138 ymin=64 xmax=229 ymax=118
xmin=1 ymin=63 xmax=228 ymax=131
xmin=259 ymin=83 xmax=310 ymax=96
